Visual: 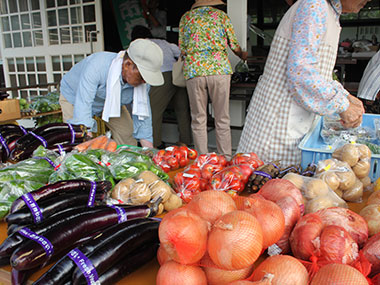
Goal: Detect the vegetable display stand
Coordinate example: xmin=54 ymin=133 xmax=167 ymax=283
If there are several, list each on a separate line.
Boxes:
xmin=0 ymin=167 xmax=372 ymax=283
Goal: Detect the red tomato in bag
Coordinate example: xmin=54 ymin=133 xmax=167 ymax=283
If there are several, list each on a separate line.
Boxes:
xmin=187 ymin=148 xmax=198 ymax=160
xmin=174 ymin=172 xmax=185 ymax=186
xmin=179 ymin=157 xmax=189 ymax=168
xmin=167 ymin=157 xmax=179 ymax=170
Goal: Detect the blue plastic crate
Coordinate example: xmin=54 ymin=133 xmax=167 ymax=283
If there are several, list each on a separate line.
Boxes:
xmin=298 ymin=114 xmax=380 ymax=181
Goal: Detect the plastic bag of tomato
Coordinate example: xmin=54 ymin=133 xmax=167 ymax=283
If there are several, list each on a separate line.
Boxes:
xmin=152 ymin=146 xmax=198 ymax=173
xmin=173 ymin=152 xmax=264 ymax=202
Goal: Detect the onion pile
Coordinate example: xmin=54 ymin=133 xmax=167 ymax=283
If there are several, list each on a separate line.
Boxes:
xmin=157 ymin=190 xmax=264 ymax=284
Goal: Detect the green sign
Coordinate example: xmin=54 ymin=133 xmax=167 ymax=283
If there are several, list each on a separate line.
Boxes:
xmin=112 ymin=0 xmax=148 ymax=49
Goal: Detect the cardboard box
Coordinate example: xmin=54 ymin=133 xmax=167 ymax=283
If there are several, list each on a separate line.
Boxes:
xmin=0 ymin=99 xmax=21 ymax=122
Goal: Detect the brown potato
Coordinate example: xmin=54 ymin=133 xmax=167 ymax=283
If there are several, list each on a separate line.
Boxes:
xmin=336 ymin=170 xmax=356 ymax=191
xmin=150 ymin=180 xmax=172 ymax=203
xmin=305 ymin=179 xmax=329 ymax=200
xmin=357 ymin=144 xmax=372 ymax=160
xmin=111 ymin=178 xmax=136 ymax=202
xmin=129 ymin=182 xmax=151 ymax=204
xmin=137 ymin=170 xmax=160 ymax=186
xmin=352 ymin=160 xmax=371 ymax=179
xmin=163 ymin=194 xmax=183 ymax=212
xmin=319 ymin=172 xmax=340 ymax=191
xmin=283 ymin=173 xmax=304 ymax=189
xmin=341 ymin=144 xmax=360 ymax=167
xmin=342 ymin=179 xmax=363 ymax=203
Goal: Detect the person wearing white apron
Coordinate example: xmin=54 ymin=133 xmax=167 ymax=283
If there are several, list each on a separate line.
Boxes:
xmin=238 ymin=0 xmax=367 ymax=167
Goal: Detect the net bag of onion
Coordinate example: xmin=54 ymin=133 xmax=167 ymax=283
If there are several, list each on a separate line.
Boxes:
xmin=157 ymin=190 xmax=265 ymax=285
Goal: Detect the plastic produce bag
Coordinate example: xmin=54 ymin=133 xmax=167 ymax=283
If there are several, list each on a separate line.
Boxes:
xmin=283 ymin=173 xmax=347 ymax=214
xmin=49 ymin=152 xmax=115 ymax=186
xmin=100 ymin=149 xmax=169 ymax=181
xmin=321 ymin=115 xmax=376 ymax=145
xmin=315 ymin=158 xmax=364 ymax=203
xmin=111 ymin=170 xmax=181 ymax=213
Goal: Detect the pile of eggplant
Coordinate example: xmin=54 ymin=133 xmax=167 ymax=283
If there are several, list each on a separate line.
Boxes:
xmin=0 ymin=122 xmax=88 ymax=163
xmin=0 ymin=179 xmax=161 ymax=284
xmin=0 ymin=124 xmax=29 ymax=163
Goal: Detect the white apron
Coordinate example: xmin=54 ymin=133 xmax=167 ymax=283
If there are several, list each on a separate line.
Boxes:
xmin=238 ymin=0 xmax=341 ymax=166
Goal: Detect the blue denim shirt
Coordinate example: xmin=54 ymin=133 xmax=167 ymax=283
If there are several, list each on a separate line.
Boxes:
xmin=60 ymin=52 xmax=153 ymax=142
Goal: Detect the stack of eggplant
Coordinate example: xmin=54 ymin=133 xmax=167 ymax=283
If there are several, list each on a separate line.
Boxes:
xmin=0 ymin=179 xmax=160 ymax=284
xmin=0 ymin=122 xmax=88 ymax=163
xmin=0 ymin=124 xmax=29 ymax=163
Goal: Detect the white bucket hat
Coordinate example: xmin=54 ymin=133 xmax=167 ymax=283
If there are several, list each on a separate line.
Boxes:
xmin=127 ymin=39 xmax=164 ymax=86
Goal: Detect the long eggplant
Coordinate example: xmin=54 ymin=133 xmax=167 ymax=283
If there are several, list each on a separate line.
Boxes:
xmin=33 ymin=218 xmax=157 ymax=285
xmin=10 ymin=203 xmax=159 ymax=270
xmin=72 ymin=221 xmax=159 ymax=284
xmin=11 ymin=229 xmax=104 ymax=284
xmin=12 ymin=129 xmax=86 ymax=161
xmin=6 ymin=191 xmax=107 ymax=226
xmin=0 ymin=205 xmax=115 ymax=258
xmin=98 ymin=243 xmax=159 ymax=284
xmin=15 ymin=123 xmax=86 ymax=148
xmin=10 ymin=180 xmax=111 ymax=213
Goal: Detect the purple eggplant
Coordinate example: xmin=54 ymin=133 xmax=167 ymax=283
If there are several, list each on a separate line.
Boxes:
xmin=98 ymin=243 xmax=158 ymax=284
xmin=10 ymin=180 xmax=111 ymax=213
xmin=33 ymin=218 xmax=156 ymax=285
xmin=10 ymin=203 xmax=159 ymax=270
xmin=6 ymin=191 xmax=107 ymax=226
xmin=0 ymin=205 xmax=114 ymax=258
xmin=12 ymin=129 xmax=86 ymax=161
xmin=72 ymin=221 xmax=159 ymax=284
xmin=16 ymin=123 xmax=86 ymax=147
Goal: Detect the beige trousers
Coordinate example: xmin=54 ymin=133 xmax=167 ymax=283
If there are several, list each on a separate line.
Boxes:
xmin=149 ymin=71 xmax=192 ymax=147
xmin=186 ymin=74 xmax=232 ymax=158
xmin=59 ymin=94 xmax=137 ymax=146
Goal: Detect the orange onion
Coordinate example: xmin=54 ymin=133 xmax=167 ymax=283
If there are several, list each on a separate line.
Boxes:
xmin=201 ymin=253 xmax=253 ymax=285
xmin=258 ymin=178 xmax=305 ymax=215
xmin=208 ymin=210 xmax=263 ymax=270
xmin=156 ymin=260 xmax=207 ymax=285
xmin=159 ymin=207 xmax=209 ymax=264
xmin=363 ymin=232 xmax=380 ymax=276
xmin=238 ymin=195 xmax=285 ymax=249
xmin=157 ymin=245 xmax=172 ymax=265
xmin=187 ymin=190 xmax=237 ymax=224
xmin=268 ymin=195 xmax=301 ymax=255
xmin=310 ymin=263 xmax=368 ymax=284
xmin=251 ymin=255 xmax=309 ymax=284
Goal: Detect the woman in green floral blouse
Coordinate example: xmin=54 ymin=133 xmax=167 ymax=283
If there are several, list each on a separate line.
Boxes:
xmin=179 ymin=0 xmax=247 ymax=159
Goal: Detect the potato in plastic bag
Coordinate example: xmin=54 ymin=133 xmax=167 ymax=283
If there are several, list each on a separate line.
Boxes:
xmin=342 ymin=178 xmax=363 ymax=203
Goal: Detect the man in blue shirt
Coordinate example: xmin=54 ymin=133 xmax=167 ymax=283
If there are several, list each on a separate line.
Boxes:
xmin=59 ymin=39 xmax=164 ymax=148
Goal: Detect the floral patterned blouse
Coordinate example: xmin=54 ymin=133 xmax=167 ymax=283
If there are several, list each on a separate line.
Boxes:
xmin=179 ymin=6 xmax=241 ymax=80
xmin=287 ymin=0 xmax=349 ymax=115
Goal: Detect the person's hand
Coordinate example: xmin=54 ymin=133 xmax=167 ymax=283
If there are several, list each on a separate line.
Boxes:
xmin=240 ymin=51 xmax=248 ymax=61
xmin=87 ymin=131 xmax=93 ymax=138
xmin=339 ymin=95 xmax=365 ymax=129
xmin=140 ymin=139 xmax=153 ymax=148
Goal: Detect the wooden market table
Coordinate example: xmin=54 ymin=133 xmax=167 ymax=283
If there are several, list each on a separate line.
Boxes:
xmin=0 ymin=182 xmax=373 ymax=284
